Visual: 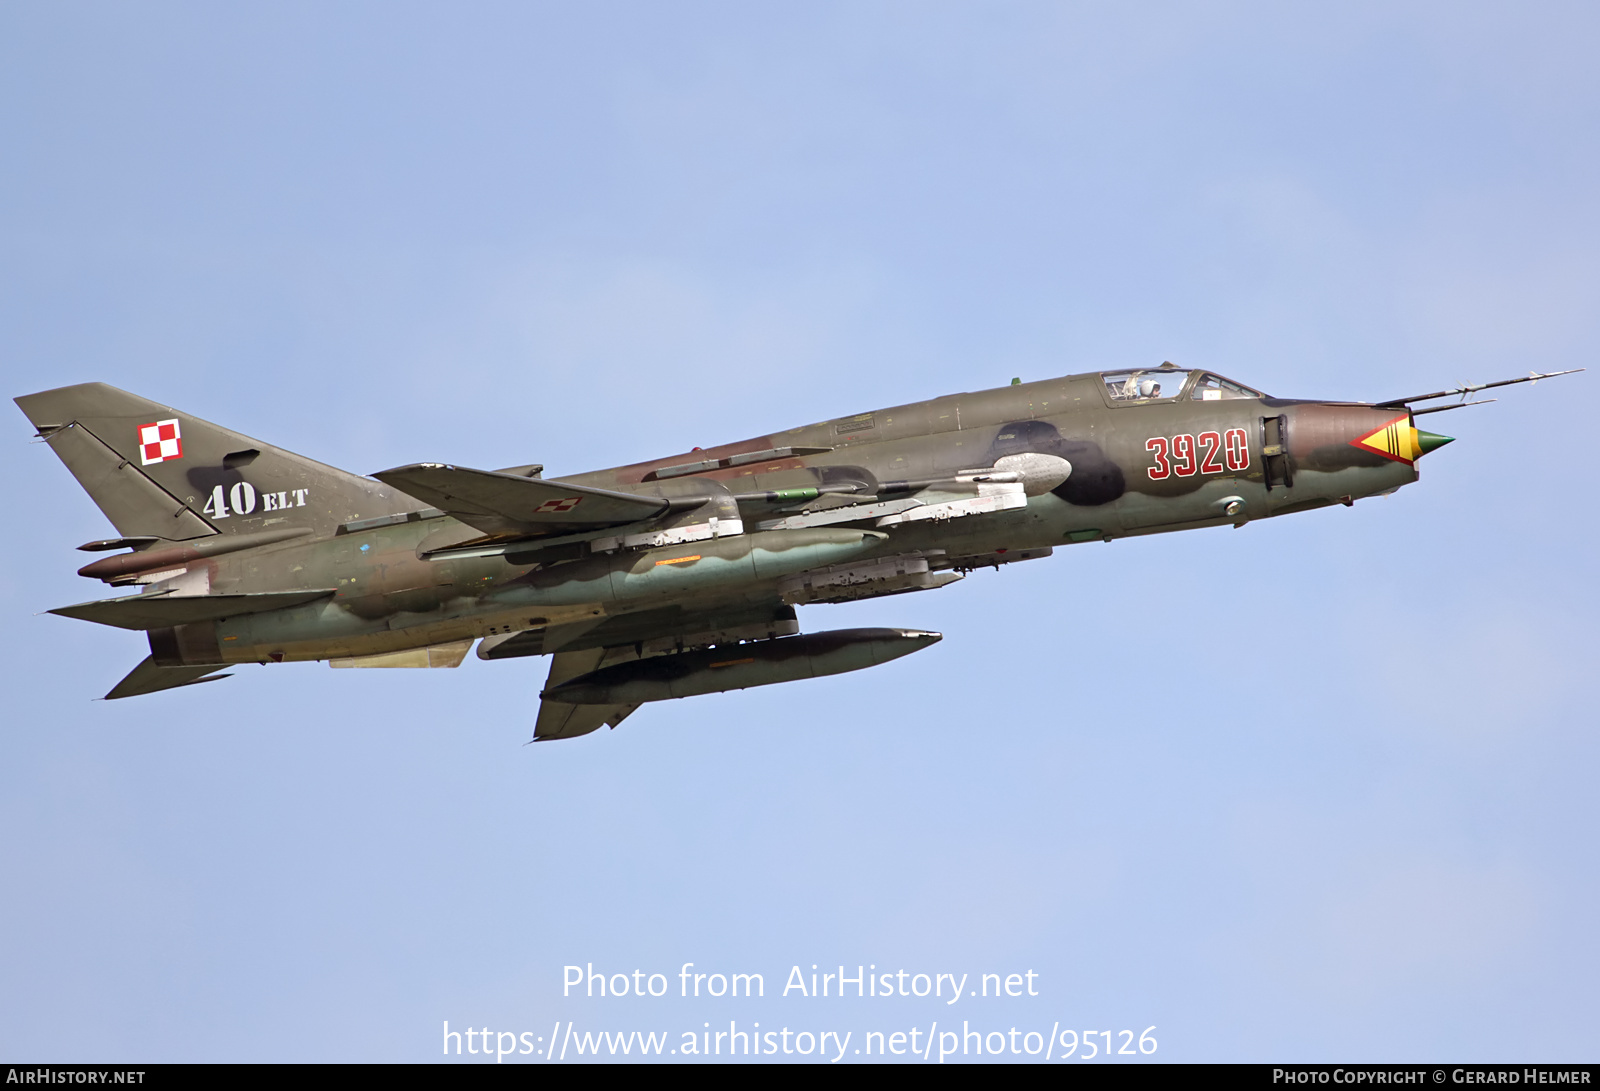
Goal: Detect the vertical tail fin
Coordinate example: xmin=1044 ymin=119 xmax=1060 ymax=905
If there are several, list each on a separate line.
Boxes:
xmin=15 ymin=382 xmax=420 ymax=542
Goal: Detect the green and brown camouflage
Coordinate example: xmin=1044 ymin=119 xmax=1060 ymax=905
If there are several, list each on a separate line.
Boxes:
xmin=15 ymin=364 xmax=1578 ymax=737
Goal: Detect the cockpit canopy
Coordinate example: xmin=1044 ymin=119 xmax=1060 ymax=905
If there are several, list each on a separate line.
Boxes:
xmin=1100 ymin=368 xmax=1263 ymax=404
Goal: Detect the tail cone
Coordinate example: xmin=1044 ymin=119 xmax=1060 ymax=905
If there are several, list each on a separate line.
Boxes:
xmin=1416 ymin=430 xmax=1454 ymax=457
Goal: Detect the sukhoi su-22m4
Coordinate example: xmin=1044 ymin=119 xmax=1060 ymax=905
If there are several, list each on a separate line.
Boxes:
xmin=16 ymin=364 xmax=1578 ymax=740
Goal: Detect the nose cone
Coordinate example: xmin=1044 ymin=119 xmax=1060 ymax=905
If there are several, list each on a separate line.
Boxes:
xmin=1416 ymin=430 xmax=1454 ymax=457
xmin=1349 ymin=414 xmax=1455 ymax=465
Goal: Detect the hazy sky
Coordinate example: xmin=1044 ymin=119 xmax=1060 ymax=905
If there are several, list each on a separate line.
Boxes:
xmin=2 ymin=2 xmax=1596 ymax=1063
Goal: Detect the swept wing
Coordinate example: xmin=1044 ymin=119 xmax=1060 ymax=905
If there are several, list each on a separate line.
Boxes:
xmin=372 ymin=463 xmax=676 ymax=538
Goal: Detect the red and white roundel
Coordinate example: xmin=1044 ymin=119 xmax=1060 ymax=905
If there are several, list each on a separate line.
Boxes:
xmin=138 ymin=419 xmax=183 ymax=465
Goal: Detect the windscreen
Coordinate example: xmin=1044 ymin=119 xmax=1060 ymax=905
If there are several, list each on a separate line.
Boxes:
xmin=1190 ymin=373 xmax=1263 ymax=401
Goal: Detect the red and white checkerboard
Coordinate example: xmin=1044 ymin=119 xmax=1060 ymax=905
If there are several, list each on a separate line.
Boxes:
xmin=138 ymin=419 xmax=183 ymax=465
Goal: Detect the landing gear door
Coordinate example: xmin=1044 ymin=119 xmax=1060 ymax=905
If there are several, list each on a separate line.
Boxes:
xmin=1261 ymin=415 xmax=1293 ymax=489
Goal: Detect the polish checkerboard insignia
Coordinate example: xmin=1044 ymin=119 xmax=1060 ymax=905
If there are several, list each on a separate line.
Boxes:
xmin=533 ymin=497 xmax=582 ymax=514
xmin=138 ymin=419 xmax=183 ymax=465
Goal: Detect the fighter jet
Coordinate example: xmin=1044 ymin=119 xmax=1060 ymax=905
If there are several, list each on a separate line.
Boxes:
xmin=15 ymin=364 xmax=1578 ymax=740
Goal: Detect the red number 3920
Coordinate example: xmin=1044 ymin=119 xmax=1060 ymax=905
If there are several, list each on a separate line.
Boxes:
xmin=1147 ymin=428 xmax=1250 ymax=480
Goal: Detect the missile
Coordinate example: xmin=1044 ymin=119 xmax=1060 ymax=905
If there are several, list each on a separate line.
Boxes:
xmin=541 ymin=627 xmax=942 ymax=705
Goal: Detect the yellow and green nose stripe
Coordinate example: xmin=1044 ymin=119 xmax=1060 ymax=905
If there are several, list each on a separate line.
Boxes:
xmin=1351 ymin=414 xmax=1454 ymax=465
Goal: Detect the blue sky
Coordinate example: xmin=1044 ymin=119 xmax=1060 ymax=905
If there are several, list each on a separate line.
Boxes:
xmin=2 ymin=2 xmax=1596 ymax=1062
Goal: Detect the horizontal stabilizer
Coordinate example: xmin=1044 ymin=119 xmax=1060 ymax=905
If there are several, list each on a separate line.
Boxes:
xmin=105 ymin=656 xmax=231 ymax=699
xmin=51 ymin=589 xmax=335 ymax=631
xmin=373 ymin=463 xmax=671 ymax=538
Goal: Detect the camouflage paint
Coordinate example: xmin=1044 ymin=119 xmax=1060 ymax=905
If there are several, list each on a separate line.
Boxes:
xmin=18 ymin=365 xmax=1488 ymax=725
